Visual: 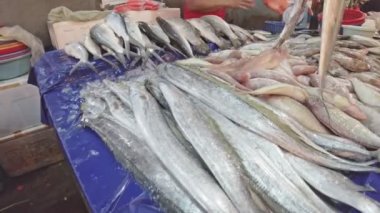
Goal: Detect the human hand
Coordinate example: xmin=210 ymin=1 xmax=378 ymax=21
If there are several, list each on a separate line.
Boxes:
xmin=264 ymin=0 xmax=289 ymax=14
xmin=226 ymin=0 xmax=255 ymax=9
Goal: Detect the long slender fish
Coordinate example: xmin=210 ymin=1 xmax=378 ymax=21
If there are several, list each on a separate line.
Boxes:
xmin=188 ymin=18 xmax=228 ymax=49
xmin=159 ymin=82 xmax=259 ymax=213
xmin=351 ymin=78 xmax=380 ymax=107
xmin=90 ymin=23 xmax=127 ymax=68
xmin=156 ymin=17 xmax=193 ymax=57
xmin=287 ymin=154 xmax=380 ymax=213
xmin=63 ymin=42 xmax=98 ymax=75
xmin=129 ymin=83 xmax=238 ymax=213
xmin=105 ymin=12 xmax=131 ymax=59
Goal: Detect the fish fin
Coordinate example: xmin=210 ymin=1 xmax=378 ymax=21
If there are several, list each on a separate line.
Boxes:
xmin=100 ymin=57 xmax=120 ymax=70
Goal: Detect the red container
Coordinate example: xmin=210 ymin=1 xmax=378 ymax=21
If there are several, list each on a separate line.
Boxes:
xmin=342 ymin=8 xmax=366 ymax=26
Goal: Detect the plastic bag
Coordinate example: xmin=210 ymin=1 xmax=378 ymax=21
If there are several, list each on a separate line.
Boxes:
xmin=0 ymin=26 xmax=44 ymax=66
xmin=48 ymin=6 xmax=110 ymax=23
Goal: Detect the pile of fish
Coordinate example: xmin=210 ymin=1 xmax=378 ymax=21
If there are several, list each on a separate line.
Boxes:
xmin=63 ymin=12 xmax=270 ymax=75
xmin=81 ymin=58 xmax=380 ymax=212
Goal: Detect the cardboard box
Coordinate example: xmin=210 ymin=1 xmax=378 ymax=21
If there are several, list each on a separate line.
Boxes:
xmin=0 ymin=126 xmax=64 ymax=177
xmin=48 ymin=8 xmax=180 ymax=49
xmin=48 ymin=19 xmax=104 ymax=49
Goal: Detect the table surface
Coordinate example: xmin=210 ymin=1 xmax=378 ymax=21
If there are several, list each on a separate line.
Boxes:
xmin=32 ymin=50 xmax=167 ymax=213
xmin=31 ymin=49 xmax=380 ymax=213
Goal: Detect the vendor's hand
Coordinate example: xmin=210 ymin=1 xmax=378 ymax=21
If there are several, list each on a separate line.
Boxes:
xmin=264 ymin=0 xmax=288 ymax=14
xmin=227 ymin=0 xmax=255 ymax=9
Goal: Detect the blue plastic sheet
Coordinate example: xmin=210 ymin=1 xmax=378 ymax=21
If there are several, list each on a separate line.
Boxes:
xmin=31 ymin=46 xmax=380 ymax=213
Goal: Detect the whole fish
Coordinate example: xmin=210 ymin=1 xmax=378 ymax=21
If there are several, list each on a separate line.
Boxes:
xmin=199 ymin=103 xmax=332 ymax=213
xmin=129 ymin=83 xmax=238 ymax=213
xmin=166 ymin=18 xmax=210 ymax=55
xmin=350 ymin=35 xmax=380 ymax=47
xmin=229 ymin=24 xmax=254 ymax=42
xmin=292 ymin=65 xmax=317 ymax=76
xmin=160 ymin=82 xmax=259 ymax=213
xmin=287 ymin=154 xmax=380 ymax=213
xmin=63 ymin=42 xmax=99 ymax=75
xmin=307 ymin=95 xmax=380 ymax=149
xmin=90 ymin=23 xmax=127 ymax=68
xmin=138 ymin=22 xmax=185 ymax=57
xmin=265 ymin=96 xmax=329 ymax=133
xmin=333 ymin=52 xmax=370 ymax=72
xmin=250 ymin=83 xmax=309 ymax=103
xmin=83 ymin=35 xmax=119 ymax=69
xmin=159 ymin=64 xmax=378 ymax=172
xmin=201 ymin=15 xmax=241 ymax=48
xmin=105 ymin=12 xmax=131 ymax=59
xmin=156 ymin=17 xmax=193 ymax=57
xmin=188 ymin=18 xmax=227 ymax=49
xmin=357 ymin=102 xmax=380 ymax=137
xmin=352 ymin=78 xmax=380 ymax=107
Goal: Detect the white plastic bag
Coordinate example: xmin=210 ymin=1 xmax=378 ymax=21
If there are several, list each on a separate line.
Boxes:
xmin=0 ymin=26 xmax=45 ymax=66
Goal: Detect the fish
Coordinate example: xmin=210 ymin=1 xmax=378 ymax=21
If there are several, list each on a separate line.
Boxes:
xmin=307 ymin=94 xmax=380 ymax=149
xmin=81 ymin=100 xmax=204 ymax=213
xmin=105 ymin=12 xmax=131 ymax=59
xmin=156 ymin=17 xmax=193 ymax=57
xmin=229 ymin=24 xmax=253 ymax=44
xmin=188 ymin=18 xmax=227 ymax=49
xmin=368 ymin=47 xmax=380 ymax=55
xmin=63 ymin=42 xmax=99 ymax=75
xmin=197 ymin=102 xmax=325 ymax=213
xmin=333 ymin=52 xmax=370 ymax=72
xmin=350 ymin=35 xmax=380 ymax=47
xmin=250 ymin=83 xmax=309 ymax=103
xmin=166 ymin=18 xmax=210 ymax=55
xmin=138 ymin=22 xmax=185 ymax=57
xmin=328 ymin=60 xmax=350 ymax=77
xmin=336 ymin=40 xmax=365 ymax=49
xmin=90 ymin=23 xmax=127 ymax=68
xmin=357 ymin=102 xmax=380 ymax=137
xmin=129 ymin=82 xmax=238 ymax=213
xmin=352 ymin=78 xmax=380 ymax=107
xmin=246 ymin=78 xmax=282 ymax=90
xmin=83 ymin=35 xmax=119 ymax=69
xmin=201 ymin=15 xmax=241 ymax=48
xmin=296 ymin=75 xmax=311 ymax=86
xmin=229 ymin=24 xmax=254 ymax=41
xmin=159 ymin=81 xmax=259 ymax=213
xmin=287 ymin=154 xmax=380 ymax=213
xmin=292 ymin=65 xmax=317 ymax=76
xmin=265 ymin=96 xmax=329 ymax=134
xmin=159 ymin=64 xmax=378 ymax=172
xmin=336 ymin=47 xmax=368 ymax=60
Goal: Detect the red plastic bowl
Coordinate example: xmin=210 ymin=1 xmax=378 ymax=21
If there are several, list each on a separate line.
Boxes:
xmin=319 ymin=8 xmax=366 ymax=26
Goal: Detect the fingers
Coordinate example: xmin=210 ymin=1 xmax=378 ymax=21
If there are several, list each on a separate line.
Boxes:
xmin=239 ymin=0 xmax=255 ymax=9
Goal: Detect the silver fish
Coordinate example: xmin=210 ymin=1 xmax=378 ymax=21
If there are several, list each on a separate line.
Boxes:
xmin=129 ymin=82 xmax=238 ymax=213
xmin=167 ymin=18 xmax=210 ymax=55
xmin=63 ymin=42 xmax=98 ymax=75
xmin=90 ymin=23 xmax=127 ymax=68
xmin=351 ymin=78 xmax=380 ymax=108
xmin=105 ymin=12 xmax=131 ymax=59
xmin=159 ymin=81 xmax=259 ymax=213
xmin=83 ymin=35 xmax=119 ymax=69
xmin=287 ymin=154 xmax=380 ymax=213
xmin=229 ymin=24 xmax=254 ymax=43
xmin=202 ymin=15 xmax=240 ymax=48
xmin=188 ymin=18 xmax=227 ymax=49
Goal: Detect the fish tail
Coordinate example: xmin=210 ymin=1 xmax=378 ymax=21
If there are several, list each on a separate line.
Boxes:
xmin=231 ymin=39 xmax=241 ymax=49
xmin=116 ymin=53 xmax=127 ymax=68
xmin=100 ymin=57 xmax=120 ymax=70
xmin=68 ymin=62 xmax=82 ymax=75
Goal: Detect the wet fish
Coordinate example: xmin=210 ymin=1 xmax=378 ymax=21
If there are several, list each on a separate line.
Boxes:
xmin=166 ymin=18 xmax=210 ymax=55
xmin=229 ymin=24 xmax=253 ymax=44
xmin=250 ymin=83 xmax=309 ymax=103
xmin=357 ymin=102 xmax=380 ymax=137
xmin=307 ymin=95 xmax=380 ymax=149
xmin=246 ymin=78 xmax=281 ymax=90
xmin=90 ymin=23 xmax=127 ymax=68
xmin=292 ymin=65 xmax=317 ymax=76
xmin=265 ymin=96 xmax=329 ymax=133
xmin=287 ymin=154 xmax=380 ymax=213
xmin=352 ymin=78 xmax=380 ymax=107
xmin=105 ymin=12 xmax=131 ymax=59
xmin=201 ymin=15 xmax=240 ymax=48
xmin=188 ymin=18 xmax=227 ymax=49
xmin=350 ymin=35 xmax=380 ymax=47
xmin=333 ymin=52 xmax=370 ymax=72
xmin=160 ymin=82 xmax=259 ymax=213
xmin=83 ymin=35 xmax=119 ymax=69
xmin=159 ymin=64 xmax=378 ymax=172
xmin=296 ymin=75 xmax=311 ymax=86
xmin=129 ymin=83 xmax=238 ymax=213
xmin=63 ymin=42 xmax=99 ymax=75
xmin=156 ymin=17 xmax=193 ymax=57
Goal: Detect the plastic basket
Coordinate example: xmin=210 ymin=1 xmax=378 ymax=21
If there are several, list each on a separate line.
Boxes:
xmin=263 ymin=21 xmax=285 ymax=34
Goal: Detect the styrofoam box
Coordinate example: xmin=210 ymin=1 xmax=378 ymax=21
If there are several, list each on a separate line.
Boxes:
xmin=48 ymin=8 xmax=180 ymax=49
xmin=0 ymin=75 xmax=42 ymax=138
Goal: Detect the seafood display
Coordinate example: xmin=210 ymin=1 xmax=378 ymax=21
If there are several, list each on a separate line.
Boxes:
xmin=57 ymin=6 xmax=380 ymax=213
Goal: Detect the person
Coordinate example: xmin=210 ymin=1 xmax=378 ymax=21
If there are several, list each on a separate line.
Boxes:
xmin=361 ymin=0 xmax=380 ymax=12
xmin=183 ymin=0 xmax=288 ymax=19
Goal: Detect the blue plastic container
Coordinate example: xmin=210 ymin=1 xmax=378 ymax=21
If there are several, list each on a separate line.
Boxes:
xmin=263 ymin=21 xmax=285 ymax=34
xmin=0 ymin=52 xmax=31 ymax=81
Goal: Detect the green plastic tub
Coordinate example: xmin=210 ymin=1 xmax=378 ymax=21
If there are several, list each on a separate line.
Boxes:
xmin=0 ymin=53 xmax=31 ymax=81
